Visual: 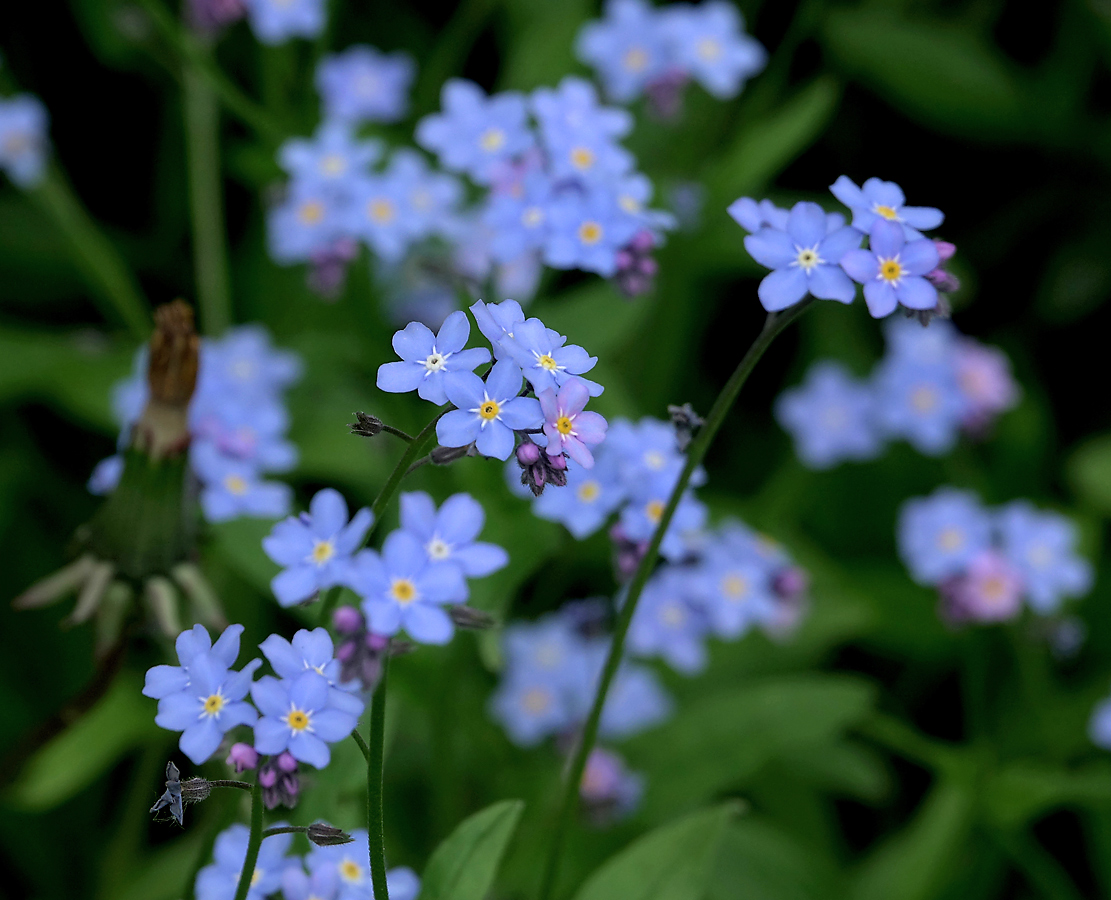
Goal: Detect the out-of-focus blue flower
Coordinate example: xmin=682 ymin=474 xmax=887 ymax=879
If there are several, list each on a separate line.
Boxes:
xmin=490 ymin=670 xmax=582 ymax=746
xmin=399 ymin=491 xmax=509 ymax=584
xmin=470 ymin=298 xmax=526 ymax=358
xmin=543 ymin=187 xmax=641 ymax=277
xmin=386 ymin=148 xmax=464 ymax=242
xmin=663 ymin=1 xmax=766 ymax=99
xmin=376 ymin=310 xmax=492 ymax=405
xmin=692 ymin=551 xmax=777 ymax=640
xmin=203 ymin=325 xmax=303 ymax=397
xmin=0 ymin=94 xmax=49 ymax=188
xmin=728 ymin=196 xmax=789 ymax=233
xmin=263 ymin=486 xmax=373 ymax=608
xmin=88 ymin=454 xmax=124 ymax=495
xmin=533 ymin=78 xmax=634 ymax=183
xmin=191 ymin=443 xmax=293 ymax=522
xmin=628 ymin=567 xmax=710 ymax=673
xmin=315 ymin=45 xmax=416 ymax=123
xmin=437 ymin=360 xmax=544 ymax=460
xmin=278 ymin=121 xmax=381 ymax=192
xmin=1090 ymin=696 xmax=1111 ymax=751
xmin=482 ymin=171 xmax=557 ymax=263
xmin=344 ymin=171 xmax=415 ymax=262
xmin=282 ymin=859 xmax=340 ymax=900
xmin=533 ymin=453 xmax=627 ymax=539
xmin=242 ymin=0 xmax=324 ymax=44
xmin=252 ymin=670 xmax=359 ymax=768
xmin=267 ymin=183 xmax=348 ymax=264
xmin=504 ymin=318 xmax=601 ymax=397
xmin=195 ymin=824 xmax=293 ymax=900
xmin=306 ymin=830 xmax=421 ymax=900
xmin=898 ymin=488 xmax=993 ymax=585
xmin=604 ymin=417 xmax=705 ymax=498
xmin=996 ymin=502 xmax=1093 ymax=613
xmin=619 ymin=488 xmax=707 ymax=562
xmin=598 ymin=660 xmax=672 ymax=738
xmin=580 ymin=748 xmax=644 ymax=824
xmin=576 ymin=0 xmax=671 ymax=102
xmin=539 ymin=377 xmax=609 ymax=468
xmin=744 ymin=200 xmax=860 ymax=311
xmin=416 ymin=79 xmax=533 ymax=184
xmin=193 ymin=395 xmax=297 ymax=473
xmin=954 ymin=337 xmax=1021 ymax=431
xmin=940 ymin=550 xmax=1024 ymax=624
xmin=871 ymin=353 xmax=966 ymax=456
xmin=349 ymin=530 xmax=467 ymax=644
xmin=840 ymin=220 xmax=940 ymax=318
xmin=148 ymin=625 xmax=261 ymax=765
xmin=830 ymin=175 xmax=944 ymax=241
xmin=775 ymin=361 xmax=882 ymax=469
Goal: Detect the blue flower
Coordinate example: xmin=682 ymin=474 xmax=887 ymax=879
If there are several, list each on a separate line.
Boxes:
xmin=1090 ymin=696 xmax=1111 ymax=751
xmin=194 ymin=395 xmax=298 ymax=473
xmin=576 ymin=0 xmax=670 ymax=102
xmin=0 ymin=94 xmax=49 ymax=188
xmin=830 ymin=175 xmax=944 ymax=240
xmin=543 ymin=187 xmax=640 ymax=276
xmin=437 ymin=360 xmax=544 ymax=460
xmin=598 ymin=660 xmax=672 ymax=738
xmin=267 ymin=183 xmax=347 ymax=264
xmin=143 ymin=623 xmax=249 ymax=699
xmin=344 ymin=171 xmax=416 ymax=262
xmin=195 ymin=824 xmax=293 ymax=900
xmin=469 ymin=299 xmax=526 ymax=358
xmin=743 ymin=201 xmax=860 ymax=312
xmin=377 ymin=310 xmax=492 ymax=405
xmin=504 ymin=317 xmax=602 ymax=396
xmin=533 ymin=453 xmax=627 ymax=539
xmin=692 ymin=551 xmax=778 ymax=640
xmin=242 ymin=0 xmax=324 ymax=43
xmin=663 ymin=1 xmax=766 ymax=99
xmin=385 ymin=148 xmax=464 ymax=242
xmin=399 ymin=491 xmax=509 ymax=583
xmin=897 ymin=488 xmax=993 ymax=585
xmin=605 ymin=416 xmax=705 ymax=499
xmin=619 ymin=488 xmax=707 ymax=562
xmin=88 ymin=455 xmax=124 ymax=495
xmin=191 ymin=443 xmax=293 ymax=523
xmin=203 ymin=325 xmax=302 ymax=397
xmin=148 ymin=627 xmax=261 ymax=765
xmin=278 ymin=121 xmax=381 ymax=193
xmin=533 ymin=78 xmax=634 ymax=183
xmin=627 ymin=567 xmax=710 ymax=673
xmin=775 ymin=361 xmax=883 ymax=469
xmin=482 ymin=171 xmax=556 ymax=263
xmin=315 ymin=45 xmax=416 ymax=123
xmin=727 ymin=196 xmax=789 ymax=233
xmin=259 ymin=629 xmax=365 ymax=722
xmin=416 ymin=80 xmax=533 ymax=184
xmin=252 ymin=670 xmax=359 ymax=768
xmin=996 ymin=502 xmax=1093 ymax=613
xmin=871 ymin=354 xmax=966 ymax=456
xmin=307 ymin=831 xmax=421 ymax=900
xmin=840 ymin=220 xmax=940 ymax=318
xmin=489 ymin=670 xmax=582 ymax=746
xmin=349 ymin=530 xmax=467 ymax=643
xmin=580 ymin=748 xmax=644 ymax=822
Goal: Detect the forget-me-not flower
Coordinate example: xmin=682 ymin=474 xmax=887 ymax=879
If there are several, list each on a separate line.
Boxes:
xmin=628 ymin=567 xmax=711 ymax=673
xmin=437 ymin=359 xmax=543 ymax=460
xmin=191 ymin=443 xmax=293 ymax=523
xmin=307 ymin=830 xmax=421 ymax=900
xmin=278 ymin=121 xmax=381 ymax=192
xmin=871 ymin=355 xmax=967 ymax=455
xmin=543 ymin=187 xmax=641 ymax=276
xmin=505 ymin=317 xmax=602 ymax=396
xmin=252 ymin=670 xmax=360 ymax=768
xmin=898 ymin=488 xmax=993 ymax=585
xmin=470 ymin=298 xmax=526 ymax=358
xmin=996 ymin=502 xmax=1093 ymax=613
xmin=539 ymin=377 xmax=609 ymax=468
xmin=242 ymin=0 xmax=325 ymax=44
xmin=315 ymin=45 xmax=416 ymax=123
xmin=399 ymin=491 xmax=509 ymax=583
xmin=840 ymin=220 xmax=940 ymax=318
xmin=575 ymin=0 xmax=671 ymax=102
xmin=830 ymin=175 xmax=944 ymax=240
xmin=533 ymin=452 xmax=627 ymax=539
xmin=377 ymin=310 xmax=492 ymax=405
xmin=0 ymin=94 xmax=49 ymax=188
xmin=664 ymin=1 xmax=766 ymax=99
xmin=195 ymin=824 xmax=293 ymax=900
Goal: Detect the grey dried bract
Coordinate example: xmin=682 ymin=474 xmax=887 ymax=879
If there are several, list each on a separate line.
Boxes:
xmin=149 ymin=760 xmax=184 ymax=826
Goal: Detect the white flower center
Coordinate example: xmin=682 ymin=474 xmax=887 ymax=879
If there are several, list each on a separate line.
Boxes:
xmin=426 ymin=536 xmax=452 ymax=561
xmin=793 ymin=244 xmax=824 ymax=273
xmin=423 ymin=348 xmax=451 ymax=373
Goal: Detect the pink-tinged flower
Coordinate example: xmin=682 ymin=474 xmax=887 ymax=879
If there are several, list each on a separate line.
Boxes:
xmin=941 ymin=550 xmax=1024 ymax=624
xmin=539 ymin=378 xmax=608 ymax=468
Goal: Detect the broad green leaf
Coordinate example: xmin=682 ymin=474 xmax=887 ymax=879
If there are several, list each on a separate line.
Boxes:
xmin=779 ymin=739 xmax=891 ymax=804
xmin=572 ymin=803 xmax=737 ymax=900
xmin=823 ymin=11 xmax=1024 ymax=139
xmin=420 ymin=799 xmax=525 ymax=900
xmin=710 ymin=817 xmax=845 ymax=900
xmin=1068 ymin=433 xmax=1111 ymax=515
xmin=7 ymin=674 xmax=160 ymax=810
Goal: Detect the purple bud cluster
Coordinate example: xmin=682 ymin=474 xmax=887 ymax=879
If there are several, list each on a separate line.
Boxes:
xmin=897 ymin=487 xmax=1093 ymax=626
xmin=89 ymin=325 xmax=302 ymax=523
xmin=775 ymin=317 xmax=1020 ymax=468
xmin=0 ymin=93 xmax=50 ymax=189
xmin=733 ymin=175 xmax=955 ymax=319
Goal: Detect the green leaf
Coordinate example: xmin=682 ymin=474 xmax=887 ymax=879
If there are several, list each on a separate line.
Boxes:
xmin=533 ymin=281 xmax=652 ymax=356
xmin=207 ymin=516 xmax=283 ymax=597
xmin=823 ymin=11 xmax=1024 ymax=140
xmin=984 ymin=761 xmax=1111 ymax=830
xmin=6 ymin=674 xmax=160 ymax=810
xmin=709 ymin=817 xmax=845 ymax=900
xmin=572 ymin=803 xmax=737 ymax=900
xmin=420 ymin=799 xmax=525 ymax=900
xmin=1068 ymin=433 xmax=1111 ymax=515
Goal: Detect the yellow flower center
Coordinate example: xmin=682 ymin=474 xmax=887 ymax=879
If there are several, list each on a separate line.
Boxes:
xmin=875 ymin=204 xmax=900 ymax=220
xmin=523 ymin=688 xmax=551 ymax=713
xmin=479 ymin=399 xmax=500 ymax=421
xmin=722 ymin=574 xmax=748 ymax=601
xmin=298 ymin=201 xmax=325 ymax=225
xmin=623 ymin=46 xmax=648 ymax=71
xmin=937 ymin=528 xmax=964 ymax=551
xmin=340 ymin=859 xmax=363 ymax=883
xmin=285 ymin=708 xmax=311 ymax=732
xmin=224 ymin=474 xmax=248 ymax=496
xmin=981 ymin=576 xmax=1007 ymax=602
xmin=645 ymin=500 xmax=665 ymax=523
xmin=911 ymin=385 xmax=938 ymax=413
xmin=556 ymin=416 xmax=574 ymax=435
xmin=390 ymin=578 xmax=417 ymax=605
xmin=570 ymin=146 xmax=595 ymax=170
xmin=320 ymin=154 xmax=347 ymax=176
xmin=203 ymin=693 xmax=225 ymax=716
xmin=480 ymin=128 xmax=506 ymax=152
xmin=879 ymin=258 xmax=903 ymax=282
xmin=369 ymin=198 xmax=395 ymax=223
xmin=250 ymin=868 xmax=263 ymax=887
xmin=578 ymin=221 xmax=603 ymax=245
xmin=697 ymin=37 xmax=721 ymax=60
xmin=576 ymin=481 xmax=600 ymax=502
xmin=538 ymin=354 xmax=558 ymax=371
xmin=310 ymin=540 xmax=335 ymax=566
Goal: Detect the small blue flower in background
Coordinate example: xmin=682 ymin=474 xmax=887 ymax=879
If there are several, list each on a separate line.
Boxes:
xmin=504 ymin=318 xmax=602 ymax=397
xmin=281 ymin=859 xmax=339 ymax=900
xmin=268 ymin=184 xmax=347 ymax=264
xmin=941 ymin=550 xmax=1025 ymax=623
xmin=242 ymin=0 xmax=325 ymax=44
xmin=315 ymin=44 xmax=416 ymax=123
xmin=543 ymin=188 xmax=641 ymax=277
xmin=1090 ymin=695 xmax=1111 ymax=751
xmin=619 ymin=488 xmax=707 ymax=562
xmin=775 ymin=361 xmax=882 ymax=469
xmin=693 ymin=553 xmax=777 ymax=640
xmin=146 ymin=625 xmax=261 ymax=765
xmin=203 ymin=325 xmax=303 ymax=397
xmin=437 ymin=359 xmax=544 ymax=460
xmin=376 ymin=310 xmax=492 ymax=405
xmin=195 ymin=823 xmax=292 ymax=900
xmin=306 ymin=830 xmax=421 ymax=900
xmin=87 ymin=455 xmax=124 ymax=496
xmin=0 ymin=93 xmax=49 ymax=188
xmin=996 ymin=502 xmax=1093 ymax=613
xmin=598 ymin=660 xmax=673 ymax=738
xmin=278 ymin=121 xmax=381 ymax=192
xmin=532 ymin=453 xmax=627 ymax=539
xmin=416 ymin=79 xmax=533 ymax=184
xmin=191 ymin=443 xmax=293 ymax=523
xmin=898 ymin=488 xmax=993 ymax=585
xmin=482 ymin=171 xmax=557 ymax=263
xmin=576 ymin=0 xmax=670 ymax=102
xmin=743 ymin=200 xmax=861 ymax=311
xmin=399 ymin=491 xmax=509 ymax=586
xmin=664 ymin=1 xmax=766 ymax=99
xmin=533 ymin=77 xmax=634 ymax=183
xmin=344 ymin=170 xmax=416 ymax=262
xmin=349 ymin=530 xmax=467 ymax=644
xmin=840 ymin=220 xmax=940 ymax=318
xmin=871 ymin=353 xmax=967 ymax=456
xmin=830 ymin=175 xmax=944 ymax=241
xmin=490 ymin=669 xmax=583 ymax=746
xmin=628 ymin=567 xmax=710 ymax=673
xmin=606 ymin=416 xmax=705 ymax=497
xmin=252 ymin=670 xmax=359 ymax=768
xmin=580 ymin=748 xmax=644 ymax=824
xmin=386 ymin=148 xmax=464 ymax=243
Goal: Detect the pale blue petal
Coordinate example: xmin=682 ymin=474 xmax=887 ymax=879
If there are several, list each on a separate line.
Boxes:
xmin=757 ymin=267 xmax=809 ymax=312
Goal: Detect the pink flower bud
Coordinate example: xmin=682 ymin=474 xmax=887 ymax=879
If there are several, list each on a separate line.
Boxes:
xmin=227 ymin=742 xmax=259 ymax=772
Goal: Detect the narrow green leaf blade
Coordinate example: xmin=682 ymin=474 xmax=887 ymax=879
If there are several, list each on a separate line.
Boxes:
xmin=420 ymin=799 xmax=525 ymax=900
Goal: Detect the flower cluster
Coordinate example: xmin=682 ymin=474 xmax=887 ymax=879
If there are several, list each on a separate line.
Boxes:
xmin=89 ymin=325 xmax=302 ymax=523
xmin=241 ymin=0 xmax=326 ymax=45
xmin=897 ymin=488 xmax=1093 ymax=625
xmin=733 ymin=176 xmax=955 ymax=318
xmin=144 ymin=625 xmax=365 ymax=770
xmin=776 ymin=317 xmax=1020 ymax=467
xmin=263 ymin=486 xmax=508 ymax=646
xmin=195 ymin=824 xmax=420 ymax=900
xmin=575 ymin=0 xmax=766 ymax=107
xmin=0 ymin=93 xmax=49 ymax=189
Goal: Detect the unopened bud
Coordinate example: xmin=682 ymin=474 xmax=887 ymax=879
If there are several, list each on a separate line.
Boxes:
xmin=277 ymin=751 xmax=297 ymax=773
xmin=516 ymin=441 xmax=541 ymax=465
xmin=333 ymin=605 xmax=364 ymax=635
xmin=667 ymin=402 xmax=703 ymax=452
xmin=307 ymin=823 xmax=355 ymax=846
xmin=449 ymin=605 xmax=497 ymax=630
xmin=227 ymin=742 xmax=259 ymax=772
xmin=349 ymin=411 xmax=384 ymax=437
xmin=430 ymin=444 xmax=473 ymax=465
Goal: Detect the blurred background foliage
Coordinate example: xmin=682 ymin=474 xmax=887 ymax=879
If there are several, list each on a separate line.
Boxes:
xmin=1 ymin=0 xmax=1111 ymax=898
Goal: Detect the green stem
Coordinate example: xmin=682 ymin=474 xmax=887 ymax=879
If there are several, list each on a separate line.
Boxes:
xmin=351 ymin=727 xmax=371 ymax=763
xmin=32 ymin=169 xmax=149 ymax=340
xmin=183 ymin=52 xmax=232 ymax=335
xmin=231 ymin=781 xmax=263 ymax=900
xmin=367 ymin=652 xmax=391 ymax=900
xmin=537 ymin=300 xmax=815 ymax=900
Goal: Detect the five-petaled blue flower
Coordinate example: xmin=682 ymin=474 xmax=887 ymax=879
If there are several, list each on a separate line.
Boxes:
xmin=252 ymin=670 xmax=360 ymax=768
xmin=830 ymin=175 xmax=944 ymax=240
xmin=840 ymin=220 xmax=940 ymax=318
xmin=437 ymin=359 xmax=544 ymax=460
xmin=399 ymin=491 xmax=509 ymax=587
xmin=377 ymin=310 xmax=492 ymax=405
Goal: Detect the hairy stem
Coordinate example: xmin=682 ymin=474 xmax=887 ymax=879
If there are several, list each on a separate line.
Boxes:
xmin=231 ymin=781 xmax=263 ymax=900
xmin=538 ymin=300 xmax=815 ymax=900
xmin=367 ymin=652 xmax=391 ymax=900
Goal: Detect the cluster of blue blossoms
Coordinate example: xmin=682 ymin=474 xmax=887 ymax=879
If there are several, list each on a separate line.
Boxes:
xmin=776 ymin=317 xmax=1020 ymax=468
xmin=897 ymin=487 xmax=1092 ymax=626
xmin=195 ymin=824 xmax=419 ymax=900
xmin=90 ymin=326 xmax=302 ymax=523
xmin=733 ymin=176 xmax=956 ymax=318
xmin=0 ymin=92 xmax=49 ymax=188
